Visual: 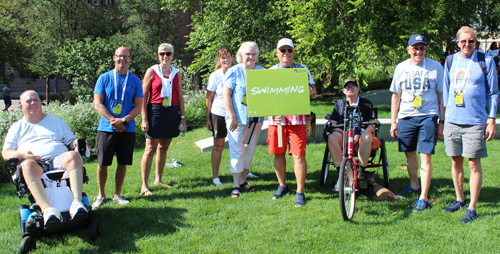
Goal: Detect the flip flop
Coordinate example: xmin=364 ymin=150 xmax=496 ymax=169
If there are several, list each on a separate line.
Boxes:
xmin=240 ymin=181 xmax=255 ymax=192
xmin=231 ymin=187 xmax=240 ymax=198
xmin=155 ymin=182 xmax=172 ymax=188
xmin=140 ymin=189 xmax=154 ymax=196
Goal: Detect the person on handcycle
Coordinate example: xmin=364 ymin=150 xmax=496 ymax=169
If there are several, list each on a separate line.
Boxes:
xmin=327 ymin=78 xmax=380 ymax=189
xmin=2 ymin=90 xmax=88 ymax=226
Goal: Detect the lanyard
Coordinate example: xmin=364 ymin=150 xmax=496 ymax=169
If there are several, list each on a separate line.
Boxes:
xmin=113 ymin=70 xmax=129 ymax=105
xmin=278 ymin=63 xmax=297 ymax=69
xmin=453 ymin=51 xmax=475 ymax=92
xmin=156 ymin=65 xmax=173 ymax=95
xmin=407 ymin=58 xmax=427 ymax=96
xmin=349 ymin=97 xmax=360 ymax=116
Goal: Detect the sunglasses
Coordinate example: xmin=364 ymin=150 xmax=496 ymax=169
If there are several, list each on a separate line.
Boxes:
xmin=280 ymin=48 xmax=294 ymax=54
xmin=115 ymin=55 xmax=130 ymax=58
xmin=459 ymin=40 xmax=475 ymax=45
xmin=344 ymin=84 xmax=357 ymax=90
xmin=158 ymin=52 xmax=173 ymax=56
xmin=411 ymin=46 xmax=426 ymax=51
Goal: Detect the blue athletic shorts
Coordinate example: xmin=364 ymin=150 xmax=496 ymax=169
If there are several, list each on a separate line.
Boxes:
xmin=397 ymin=114 xmax=438 ymax=154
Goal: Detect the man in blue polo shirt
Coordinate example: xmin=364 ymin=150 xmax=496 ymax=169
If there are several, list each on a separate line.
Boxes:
xmin=92 ymin=47 xmax=144 ymax=208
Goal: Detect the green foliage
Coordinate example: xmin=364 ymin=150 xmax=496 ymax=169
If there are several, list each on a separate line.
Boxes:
xmin=184 ymin=89 xmax=207 ymax=130
xmin=55 ymin=37 xmax=116 ymax=87
xmin=165 ymin=0 xmax=291 ymax=84
xmin=50 ymin=85 xmax=94 ymax=105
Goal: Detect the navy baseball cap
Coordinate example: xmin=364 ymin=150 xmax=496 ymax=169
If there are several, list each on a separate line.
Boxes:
xmin=408 ymin=34 xmax=427 ymax=46
xmin=343 ymin=78 xmax=358 ymax=87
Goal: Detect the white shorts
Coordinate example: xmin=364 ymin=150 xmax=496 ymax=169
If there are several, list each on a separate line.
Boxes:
xmin=226 ymin=122 xmax=262 ymax=173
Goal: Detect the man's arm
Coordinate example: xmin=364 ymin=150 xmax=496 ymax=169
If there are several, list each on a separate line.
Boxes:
xmin=94 ymin=93 xmax=115 ymax=123
xmin=390 ymin=93 xmax=401 ymax=138
xmin=2 ymin=148 xmax=41 ymax=161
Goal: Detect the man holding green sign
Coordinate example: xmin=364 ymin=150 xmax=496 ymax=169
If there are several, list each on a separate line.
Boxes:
xmin=266 ymin=38 xmax=316 ymax=207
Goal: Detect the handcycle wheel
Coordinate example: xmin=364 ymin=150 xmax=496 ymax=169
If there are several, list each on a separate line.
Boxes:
xmin=339 ymin=157 xmax=356 ymax=221
xmin=379 ymin=139 xmax=390 ymax=188
xmin=20 ymin=236 xmax=36 ymax=254
xmin=320 ymin=145 xmax=331 ymax=187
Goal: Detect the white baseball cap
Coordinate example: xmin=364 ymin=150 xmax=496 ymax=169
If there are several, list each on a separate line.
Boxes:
xmin=277 ymin=38 xmax=294 ymax=50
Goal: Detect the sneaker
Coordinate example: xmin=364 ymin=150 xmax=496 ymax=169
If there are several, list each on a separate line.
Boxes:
xmin=113 ymin=195 xmax=130 ymax=205
xmin=333 ymin=177 xmax=340 ymax=191
xmin=70 ymin=199 xmax=89 ymax=220
xmin=401 ymin=185 xmax=421 ymax=194
xmin=92 ymin=196 xmax=106 ymax=209
xmin=247 ymin=172 xmax=258 ymax=178
xmin=461 ymin=209 xmax=478 ymax=223
xmin=43 ymin=207 xmax=62 ymax=226
xmin=272 ymin=185 xmax=290 ymax=200
xmin=412 ymin=199 xmax=431 ymax=212
xmin=295 ymin=193 xmax=306 ymax=207
xmin=443 ymin=200 xmax=467 ymax=213
xmin=213 ymin=177 xmax=222 ymax=186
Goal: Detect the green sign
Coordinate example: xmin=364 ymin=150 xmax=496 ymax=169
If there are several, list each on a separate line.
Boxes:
xmin=246 ymin=68 xmax=310 ymax=117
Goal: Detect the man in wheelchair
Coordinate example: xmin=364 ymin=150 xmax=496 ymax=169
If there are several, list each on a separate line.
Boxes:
xmin=326 ymin=78 xmax=380 ymax=189
xmin=2 ymin=90 xmax=88 ymax=227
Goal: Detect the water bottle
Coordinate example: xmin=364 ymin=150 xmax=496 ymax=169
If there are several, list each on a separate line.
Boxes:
xmin=179 ymin=124 xmax=185 ymax=137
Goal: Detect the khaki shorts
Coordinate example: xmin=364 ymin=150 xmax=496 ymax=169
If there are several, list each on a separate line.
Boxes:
xmin=443 ymin=122 xmax=487 ymax=158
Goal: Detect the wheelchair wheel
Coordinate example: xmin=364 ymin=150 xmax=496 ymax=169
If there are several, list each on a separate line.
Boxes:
xmin=339 ymin=157 xmax=356 ymax=221
xmin=320 ymin=146 xmax=331 ymax=187
xmin=20 ymin=236 xmax=36 ymax=254
xmin=379 ymin=139 xmax=390 ymax=188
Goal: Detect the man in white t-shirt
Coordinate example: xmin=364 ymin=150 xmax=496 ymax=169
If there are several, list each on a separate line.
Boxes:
xmin=390 ymin=34 xmax=444 ymax=212
xmin=2 ymin=90 xmax=88 ymax=226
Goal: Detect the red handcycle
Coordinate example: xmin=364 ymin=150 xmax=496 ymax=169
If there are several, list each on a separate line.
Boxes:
xmin=322 ymin=105 xmax=389 ymax=221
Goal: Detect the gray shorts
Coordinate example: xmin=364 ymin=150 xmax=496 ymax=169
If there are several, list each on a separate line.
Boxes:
xmin=40 ymin=152 xmax=73 ymax=172
xmin=443 ymin=122 xmax=487 ymax=158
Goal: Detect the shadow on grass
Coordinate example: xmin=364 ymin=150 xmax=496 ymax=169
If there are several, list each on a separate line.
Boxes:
xmin=33 ymin=207 xmax=189 ymax=253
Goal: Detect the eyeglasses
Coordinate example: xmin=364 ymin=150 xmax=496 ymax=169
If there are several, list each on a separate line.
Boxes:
xmin=280 ymin=48 xmax=294 ymax=53
xmin=344 ymin=85 xmax=357 ymax=90
xmin=115 ymin=55 xmax=130 ymax=58
xmin=410 ymin=46 xmax=426 ymax=51
xmin=244 ymin=53 xmax=257 ymax=56
xmin=158 ymin=52 xmax=173 ymax=56
xmin=459 ymin=40 xmax=475 ymax=45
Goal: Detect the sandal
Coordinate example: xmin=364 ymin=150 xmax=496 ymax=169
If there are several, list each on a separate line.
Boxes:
xmin=240 ymin=181 xmax=255 ymax=192
xmin=140 ymin=189 xmax=154 ymax=196
xmin=154 ymin=182 xmax=172 ymax=189
xmin=231 ymin=187 xmax=240 ymax=198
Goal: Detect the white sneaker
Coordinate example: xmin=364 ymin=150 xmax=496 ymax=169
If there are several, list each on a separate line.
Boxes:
xmin=70 ymin=199 xmax=89 ymax=220
xmin=213 ymin=178 xmax=222 ymax=186
xmin=247 ymin=172 xmax=258 ymax=178
xmin=334 ymin=177 xmax=340 ymax=191
xmin=113 ymin=195 xmax=130 ymax=205
xmin=43 ymin=207 xmax=62 ymax=226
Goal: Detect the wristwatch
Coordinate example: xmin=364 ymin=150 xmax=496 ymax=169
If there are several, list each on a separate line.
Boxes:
xmin=439 ymin=119 xmax=445 ymax=124
xmin=122 ymin=117 xmax=128 ymax=125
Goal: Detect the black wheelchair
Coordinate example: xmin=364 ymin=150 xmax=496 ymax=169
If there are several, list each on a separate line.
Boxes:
xmin=8 ymin=138 xmax=100 ymax=254
xmin=320 ymin=105 xmax=390 ymax=189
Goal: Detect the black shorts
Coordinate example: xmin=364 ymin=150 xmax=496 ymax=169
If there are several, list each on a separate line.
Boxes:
xmin=211 ymin=113 xmax=227 ymax=138
xmin=96 ymin=131 xmax=135 ymax=166
xmin=3 ymin=96 xmax=11 ymax=105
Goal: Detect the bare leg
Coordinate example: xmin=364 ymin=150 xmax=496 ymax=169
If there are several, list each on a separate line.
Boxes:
xmin=140 ymin=138 xmax=158 ymax=193
xmin=274 ymin=153 xmax=287 ymax=187
xmin=328 ymin=132 xmax=343 ymax=167
xmin=357 ymin=132 xmax=373 ymax=167
xmin=419 ymin=153 xmax=433 ymax=201
xmin=405 ymin=151 xmax=420 ymax=190
xmin=96 ymin=165 xmax=108 ymax=198
xmin=114 ymin=164 xmax=127 ymax=197
xmin=468 ymin=158 xmax=482 ymax=210
xmin=294 ymin=155 xmax=307 ymax=193
xmin=211 ymin=137 xmax=225 ymax=179
xmin=451 ymin=156 xmax=465 ymax=201
xmin=154 ymin=138 xmax=172 ymax=185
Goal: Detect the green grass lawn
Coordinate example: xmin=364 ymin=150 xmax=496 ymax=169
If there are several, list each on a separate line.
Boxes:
xmin=1 ymin=123 xmax=500 ymax=253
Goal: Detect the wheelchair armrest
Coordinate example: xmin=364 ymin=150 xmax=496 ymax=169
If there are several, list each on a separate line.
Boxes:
xmin=7 ymin=158 xmax=20 ymax=175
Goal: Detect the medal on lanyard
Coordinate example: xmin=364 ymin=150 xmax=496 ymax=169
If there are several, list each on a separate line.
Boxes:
xmin=412 ymin=59 xmax=425 ymax=109
xmin=454 ymin=91 xmax=464 ymax=106
xmin=162 ymin=97 xmax=170 ymax=107
xmin=453 ymin=52 xmax=474 ymax=107
xmin=413 ymin=95 xmax=422 ymax=108
xmin=241 ymin=93 xmax=247 ymax=106
xmin=113 ymin=70 xmax=128 ymax=116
